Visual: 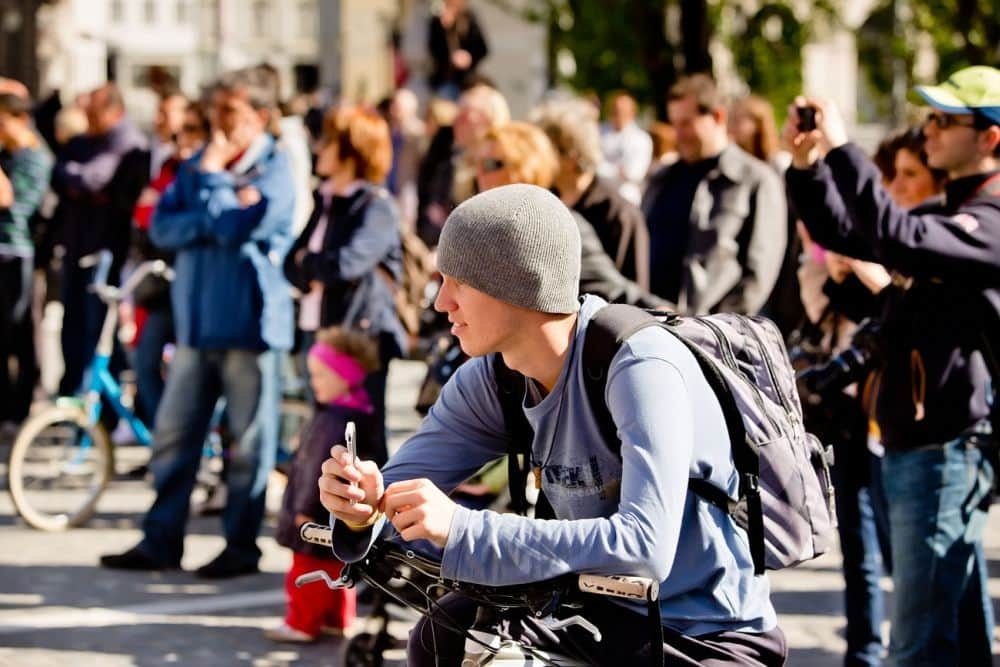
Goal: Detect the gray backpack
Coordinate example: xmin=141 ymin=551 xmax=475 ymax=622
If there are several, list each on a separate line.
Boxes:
xmin=496 ymin=303 xmax=837 ymax=574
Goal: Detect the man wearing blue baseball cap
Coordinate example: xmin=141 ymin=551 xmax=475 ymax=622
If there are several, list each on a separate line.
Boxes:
xmin=782 ymin=67 xmax=1000 ymax=666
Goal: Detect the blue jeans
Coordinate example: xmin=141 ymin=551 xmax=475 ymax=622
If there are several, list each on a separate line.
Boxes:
xmin=134 ymin=305 xmax=174 ymax=426
xmin=882 ymin=431 xmax=995 ymax=666
xmin=832 ymin=438 xmax=892 ymax=667
xmin=140 ymin=346 xmax=280 ymax=566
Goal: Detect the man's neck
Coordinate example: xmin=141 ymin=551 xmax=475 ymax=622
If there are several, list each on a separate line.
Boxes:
xmin=556 ymin=171 xmax=594 ymax=208
xmin=501 ymin=314 xmax=578 ymax=395
xmin=949 ymin=157 xmax=999 ymax=180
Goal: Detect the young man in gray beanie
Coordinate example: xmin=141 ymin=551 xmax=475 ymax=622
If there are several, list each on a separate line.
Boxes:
xmin=318 ymin=183 xmax=785 ymax=665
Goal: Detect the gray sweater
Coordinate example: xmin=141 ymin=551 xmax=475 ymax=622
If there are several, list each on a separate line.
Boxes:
xmin=332 ymin=295 xmax=776 ymax=635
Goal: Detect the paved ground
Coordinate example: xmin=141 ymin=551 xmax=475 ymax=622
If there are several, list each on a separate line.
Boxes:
xmin=2 ymin=359 xmax=1000 ymax=666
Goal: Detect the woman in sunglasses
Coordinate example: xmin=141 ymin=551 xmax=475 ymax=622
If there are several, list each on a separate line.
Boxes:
xmin=473 ymin=121 xmax=669 ymax=309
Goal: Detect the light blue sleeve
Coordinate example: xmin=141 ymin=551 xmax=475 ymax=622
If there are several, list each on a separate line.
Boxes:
xmin=331 ymin=356 xmax=515 ymax=562
xmin=442 ymin=351 xmax=693 ymax=586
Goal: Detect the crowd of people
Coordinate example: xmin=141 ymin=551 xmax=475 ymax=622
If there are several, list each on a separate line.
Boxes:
xmin=1 ymin=12 xmax=998 ymax=662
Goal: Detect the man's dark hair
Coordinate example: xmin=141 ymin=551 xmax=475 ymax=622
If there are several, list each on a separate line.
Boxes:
xmin=667 ymin=73 xmax=724 ymax=115
xmin=0 ymin=92 xmax=31 ymax=116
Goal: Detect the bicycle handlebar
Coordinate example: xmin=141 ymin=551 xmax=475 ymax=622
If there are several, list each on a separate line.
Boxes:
xmin=296 ymin=522 xmax=659 ymax=603
xmin=79 ymin=250 xmax=175 ymax=304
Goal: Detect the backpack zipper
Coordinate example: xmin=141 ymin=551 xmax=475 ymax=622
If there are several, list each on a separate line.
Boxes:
xmin=699 ymin=316 xmax=783 ymax=438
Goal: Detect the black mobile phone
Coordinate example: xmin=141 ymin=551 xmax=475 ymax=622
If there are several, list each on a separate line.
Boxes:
xmin=797 ymin=106 xmax=817 ymax=132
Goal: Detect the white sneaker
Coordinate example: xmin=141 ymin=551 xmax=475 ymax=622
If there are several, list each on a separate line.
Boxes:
xmin=264 ymin=623 xmax=316 ymax=643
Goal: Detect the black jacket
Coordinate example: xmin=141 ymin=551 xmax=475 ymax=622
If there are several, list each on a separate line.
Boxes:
xmin=283 ymin=185 xmax=407 ymax=356
xmin=787 ymin=143 xmax=1000 ymax=450
xmin=571 ymin=176 xmax=651 ymax=288
xmin=427 ymin=9 xmax=489 ymax=90
xmin=574 ymin=211 xmax=670 ymax=310
xmin=275 ymin=406 xmax=378 ymax=558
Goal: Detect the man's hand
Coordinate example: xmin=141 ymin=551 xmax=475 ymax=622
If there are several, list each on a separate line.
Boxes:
xmin=382 ymin=478 xmax=458 ymax=548
xmin=783 ymin=97 xmax=850 ymax=169
xmin=137 ymin=186 xmax=161 ymax=208
xmin=319 ymin=445 xmax=384 ymax=527
xmin=451 ymin=49 xmax=472 ymax=71
xmin=201 ymin=130 xmax=238 ymax=172
xmin=237 ymin=186 xmax=261 ymax=208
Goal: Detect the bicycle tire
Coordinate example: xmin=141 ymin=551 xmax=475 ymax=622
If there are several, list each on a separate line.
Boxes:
xmin=7 ymin=405 xmax=115 ymax=531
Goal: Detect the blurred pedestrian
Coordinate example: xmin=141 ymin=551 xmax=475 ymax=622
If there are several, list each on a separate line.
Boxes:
xmin=100 ymin=67 xmax=296 ymax=578
xmin=129 ymin=101 xmax=209 ymax=426
xmin=598 ymin=91 xmax=652 ymax=206
xmin=427 ymin=0 xmax=489 ymax=101
xmin=283 ymin=104 xmax=407 ymax=466
xmin=643 ymin=74 xmax=787 ymax=315
xmin=50 ymin=83 xmax=149 ymax=397
xmin=416 ymin=83 xmax=508 ymax=247
xmin=0 ymin=91 xmax=53 ymax=430
xmin=783 ymin=65 xmax=1000 ymax=666
xmin=266 ymin=326 xmax=380 ymax=643
xmin=532 ymin=95 xmax=651 ymax=288
xmin=474 ymin=121 xmax=667 ymax=308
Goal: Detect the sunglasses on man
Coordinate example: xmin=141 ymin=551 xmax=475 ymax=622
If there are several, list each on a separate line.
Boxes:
xmin=924 ymin=111 xmax=985 ymax=130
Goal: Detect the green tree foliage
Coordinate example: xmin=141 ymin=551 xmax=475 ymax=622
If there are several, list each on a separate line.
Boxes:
xmin=726 ymin=3 xmax=807 ymax=116
xmin=858 ymin=0 xmax=1000 ymax=122
xmin=486 ymin=0 xmax=829 ymax=119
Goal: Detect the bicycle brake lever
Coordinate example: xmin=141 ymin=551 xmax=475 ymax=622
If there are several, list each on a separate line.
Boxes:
xmin=294 ymin=569 xmax=350 ymax=590
xmin=541 ymin=615 xmax=602 ymax=643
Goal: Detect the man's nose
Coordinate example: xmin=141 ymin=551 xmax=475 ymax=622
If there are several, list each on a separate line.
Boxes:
xmin=434 ymin=284 xmax=453 ymax=312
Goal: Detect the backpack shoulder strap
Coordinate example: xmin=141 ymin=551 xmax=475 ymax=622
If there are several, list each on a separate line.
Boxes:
xmin=581 ymin=304 xmax=667 ymax=453
xmin=491 ymin=353 xmax=536 ymax=515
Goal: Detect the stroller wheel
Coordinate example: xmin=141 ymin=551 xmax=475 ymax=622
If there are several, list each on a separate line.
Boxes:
xmin=342 ymin=632 xmax=384 ymax=667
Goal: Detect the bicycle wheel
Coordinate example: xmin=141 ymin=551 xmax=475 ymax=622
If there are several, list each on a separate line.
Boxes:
xmin=7 ymin=405 xmax=115 ymax=531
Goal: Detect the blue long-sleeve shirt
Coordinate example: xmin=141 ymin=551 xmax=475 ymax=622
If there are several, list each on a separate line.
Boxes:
xmin=333 ymin=294 xmax=776 ymax=636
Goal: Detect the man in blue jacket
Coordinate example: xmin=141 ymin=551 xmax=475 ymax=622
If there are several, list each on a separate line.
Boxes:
xmin=783 ymin=66 xmax=1000 ymax=666
xmin=101 ymin=67 xmax=295 ymax=578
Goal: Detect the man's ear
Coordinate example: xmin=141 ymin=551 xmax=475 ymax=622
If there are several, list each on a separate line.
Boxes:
xmin=980 ymin=124 xmax=1000 ymax=156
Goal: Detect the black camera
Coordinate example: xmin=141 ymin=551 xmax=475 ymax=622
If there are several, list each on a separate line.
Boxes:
xmin=797 ymin=105 xmax=817 ymax=132
xmin=797 ymin=318 xmax=884 ymax=397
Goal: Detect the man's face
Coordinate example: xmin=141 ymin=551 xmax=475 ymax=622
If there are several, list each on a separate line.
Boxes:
xmin=611 ymin=95 xmax=635 ymax=130
xmin=155 ymin=95 xmax=187 ymax=143
xmin=85 ymin=88 xmax=120 ymax=135
xmin=922 ymin=110 xmax=984 ymax=176
xmin=668 ymin=95 xmax=722 ymax=163
xmin=210 ymin=90 xmax=265 ymax=145
xmin=434 ymin=275 xmax=523 ymax=357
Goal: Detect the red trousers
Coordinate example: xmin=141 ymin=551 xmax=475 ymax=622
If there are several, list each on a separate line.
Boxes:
xmin=284 ymin=551 xmax=356 ymax=635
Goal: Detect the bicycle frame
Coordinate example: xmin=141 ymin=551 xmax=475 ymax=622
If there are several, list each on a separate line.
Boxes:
xmin=297 ymin=523 xmax=659 ymax=667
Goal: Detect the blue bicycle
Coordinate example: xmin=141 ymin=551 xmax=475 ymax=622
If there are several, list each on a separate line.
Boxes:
xmin=6 ymin=252 xmax=177 ymax=530
xmin=8 ymin=251 xmax=310 ymax=531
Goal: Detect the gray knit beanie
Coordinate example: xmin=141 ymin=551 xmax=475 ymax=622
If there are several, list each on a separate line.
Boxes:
xmin=437 ymin=184 xmax=581 ymax=314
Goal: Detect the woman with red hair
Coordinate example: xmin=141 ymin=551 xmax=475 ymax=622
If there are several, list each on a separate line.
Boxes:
xmin=283 ymin=105 xmax=406 ymax=466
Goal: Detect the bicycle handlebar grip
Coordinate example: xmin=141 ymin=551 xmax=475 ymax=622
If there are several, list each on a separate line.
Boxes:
xmin=299 ymin=522 xmax=333 ymax=547
xmin=577 ymin=574 xmax=659 ymax=602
